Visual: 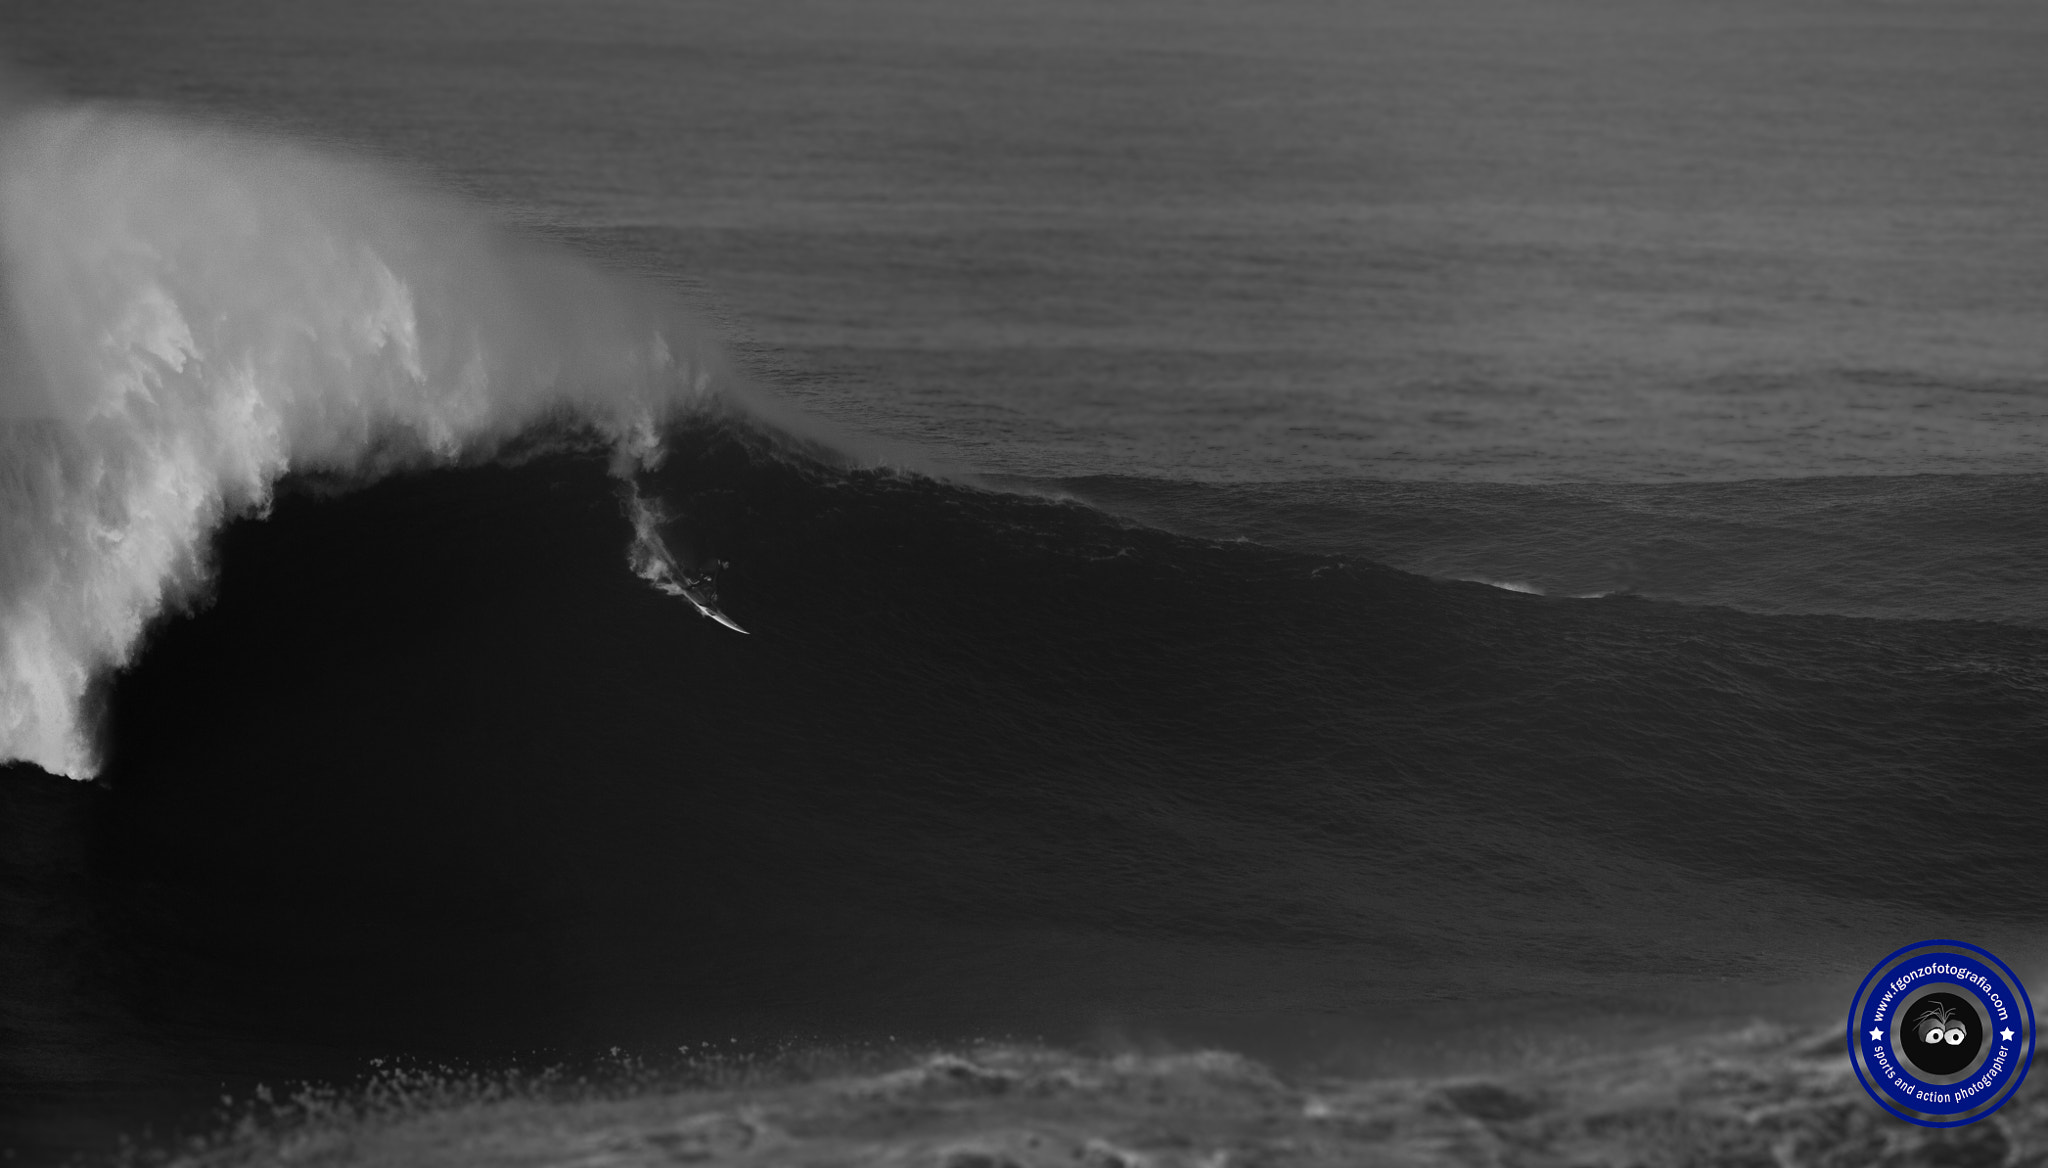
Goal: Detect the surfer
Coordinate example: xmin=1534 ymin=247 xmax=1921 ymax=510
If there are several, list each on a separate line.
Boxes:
xmin=677 ymin=559 xmax=748 ymax=634
xmin=681 ymin=559 xmax=727 ymax=602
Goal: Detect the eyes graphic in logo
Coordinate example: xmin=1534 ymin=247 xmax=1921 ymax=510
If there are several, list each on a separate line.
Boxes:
xmin=1900 ymin=992 xmax=1983 ymax=1077
xmin=1915 ymin=1002 xmax=1967 ymax=1045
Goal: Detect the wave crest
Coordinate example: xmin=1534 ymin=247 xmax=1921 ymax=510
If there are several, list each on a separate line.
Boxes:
xmin=0 ymin=101 xmax=728 ymax=777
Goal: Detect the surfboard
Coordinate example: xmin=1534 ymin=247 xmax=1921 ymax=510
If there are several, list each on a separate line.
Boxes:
xmin=676 ymin=583 xmax=749 ymax=634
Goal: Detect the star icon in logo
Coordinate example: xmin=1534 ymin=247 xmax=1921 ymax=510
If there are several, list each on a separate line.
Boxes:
xmin=2001 ymin=1028 xmax=2015 ymax=1042
xmin=1870 ymin=1027 xmax=1885 ymax=1041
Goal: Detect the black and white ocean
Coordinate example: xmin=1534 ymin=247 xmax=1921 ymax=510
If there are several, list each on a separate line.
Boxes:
xmin=1 ymin=1 xmax=2044 ymax=1163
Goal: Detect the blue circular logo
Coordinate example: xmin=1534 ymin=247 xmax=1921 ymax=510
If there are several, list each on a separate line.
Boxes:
xmin=1848 ymin=940 xmax=2034 ymax=1126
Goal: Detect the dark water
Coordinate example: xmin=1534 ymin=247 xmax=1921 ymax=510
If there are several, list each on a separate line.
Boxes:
xmin=6 ymin=422 xmax=2045 ymax=1157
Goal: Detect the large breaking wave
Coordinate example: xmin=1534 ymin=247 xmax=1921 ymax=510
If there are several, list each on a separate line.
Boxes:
xmin=0 ymin=97 xmax=737 ymax=777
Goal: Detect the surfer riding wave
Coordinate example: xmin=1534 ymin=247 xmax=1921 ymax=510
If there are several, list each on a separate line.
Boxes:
xmin=622 ymin=483 xmax=748 ymax=634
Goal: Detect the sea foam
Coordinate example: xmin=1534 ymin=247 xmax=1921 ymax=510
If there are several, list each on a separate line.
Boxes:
xmin=0 ymin=98 xmax=729 ymax=778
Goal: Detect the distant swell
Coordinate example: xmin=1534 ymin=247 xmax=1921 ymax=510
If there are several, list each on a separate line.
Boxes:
xmin=0 ymin=98 xmax=737 ymax=777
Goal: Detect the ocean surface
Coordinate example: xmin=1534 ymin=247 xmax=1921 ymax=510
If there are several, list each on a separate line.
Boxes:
xmin=1 ymin=0 xmax=2044 ymax=1162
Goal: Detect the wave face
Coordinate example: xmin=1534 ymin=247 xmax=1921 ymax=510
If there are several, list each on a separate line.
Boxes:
xmin=0 ymin=430 xmax=2027 ymax=1082
xmin=0 ymin=423 xmax=2037 ymax=1165
xmin=0 ymin=100 xmax=727 ymax=778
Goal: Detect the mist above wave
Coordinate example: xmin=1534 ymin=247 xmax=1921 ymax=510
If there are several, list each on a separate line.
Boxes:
xmin=0 ymin=96 xmax=743 ymax=778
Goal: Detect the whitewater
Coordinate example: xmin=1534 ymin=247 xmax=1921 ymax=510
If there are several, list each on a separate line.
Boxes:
xmin=0 ymin=97 xmax=745 ymax=778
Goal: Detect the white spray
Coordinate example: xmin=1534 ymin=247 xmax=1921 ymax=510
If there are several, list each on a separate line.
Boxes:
xmin=0 ymin=100 xmax=739 ymax=778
